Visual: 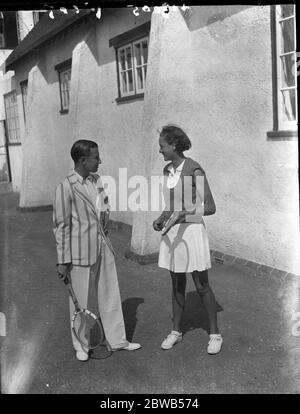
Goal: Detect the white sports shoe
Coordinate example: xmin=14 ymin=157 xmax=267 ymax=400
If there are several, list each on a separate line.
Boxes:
xmin=161 ymin=331 xmax=183 ymax=350
xmin=207 ymin=334 xmax=223 ymax=354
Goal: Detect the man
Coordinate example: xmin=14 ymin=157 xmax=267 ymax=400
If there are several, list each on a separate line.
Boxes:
xmin=53 ymin=139 xmax=141 ymax=361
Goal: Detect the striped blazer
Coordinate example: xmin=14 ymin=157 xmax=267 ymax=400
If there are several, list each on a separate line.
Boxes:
xmin=53 ymin=170 xmax=114 ymax=266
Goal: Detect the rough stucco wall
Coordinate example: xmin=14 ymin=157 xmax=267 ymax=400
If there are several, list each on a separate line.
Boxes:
xmin=130 ymin=6 xmax=299 ymax=274
xmin=18 ymin=9 xmax=151 ymax=222
xmin=90 ymin=9 xmax=151 ymax=225
xmin=18 ymin=21 xmax=93 ymax=207
xmin=131 ymin=9 xmax=194 ymax=254
xmin=7 ymin=145 xmax=22 ymax=191
xmin=187 ymin=5 xmax=299 ymax=274
xmin=0 ymin=50 xmax=13 ymax=74
xmin=17 ymin=11 xmax=35 ymax=41
xmin=67 ymin=8 xmax=151 ymax=225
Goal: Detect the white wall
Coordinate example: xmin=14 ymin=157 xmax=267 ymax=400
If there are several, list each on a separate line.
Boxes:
xmin=16 ymin=19 xmax=95 ymax=207
xmin=12 ymin=6 xmax=299 ymax=273
xmin=130 ymin=6 xmax=299 ymax=274
xmin=17 ymin=9 xmax=151 ymax=216
xmin=0 ymin=50 xmax=13 ymax=75
xmin=92 ymin=8 xmax=151 ymax=225
xmin=17 ymin=11 xmax=35 ymax=41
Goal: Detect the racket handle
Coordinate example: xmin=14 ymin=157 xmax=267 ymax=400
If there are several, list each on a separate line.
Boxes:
xmin=62 ymin=276 xmax=70 ymax=285
xmin=63 ymin=275 xmax=81 ymax=310
xmin=161 ymin=212 xmax=177 ymax=235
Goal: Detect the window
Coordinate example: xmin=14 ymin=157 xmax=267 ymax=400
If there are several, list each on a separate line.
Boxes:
xmin=109 ymin=21 xmax=151 ymax=101
xmin=117 ymin=37 xmax=148 ymax=97
xmin=0 ymin=13 xmax=5 ymax=47
xmin=4 ymin=90 xmax=20 ymax=144
xmin=55 ymin=59 xmax=72 ymax=114
xmin=20 ymin=80 xmax=28 ymax=123
xmin=0 ymin=12 xmax=18 ymax=49
xmin=33 ymin=11 xmax=45 ymax=26
xmin=269 ymin=5 xmax=297 ymax=137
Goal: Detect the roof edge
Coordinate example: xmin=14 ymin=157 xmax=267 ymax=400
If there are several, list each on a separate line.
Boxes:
xmin=5 ymin=10 xmax=93 ymax=72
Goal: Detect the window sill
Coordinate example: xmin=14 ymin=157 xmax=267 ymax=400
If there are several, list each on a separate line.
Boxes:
xmin=8 ymin=142 xmax=22 ymax=146
xmin=59 ymin=109 xmax=69 ymax=115
xmin=116 ymin=93 xmax=144 ymax=104
xmin=267 ymin=130 xmax=298 ymax=141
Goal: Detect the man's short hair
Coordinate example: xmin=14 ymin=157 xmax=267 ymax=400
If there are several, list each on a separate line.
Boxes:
xmin=70 ymin=140 xmax=98 ymax=163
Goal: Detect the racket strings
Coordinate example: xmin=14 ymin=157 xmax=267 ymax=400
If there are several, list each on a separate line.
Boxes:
xmin=73 ymin=311 xmax=104 ymax=349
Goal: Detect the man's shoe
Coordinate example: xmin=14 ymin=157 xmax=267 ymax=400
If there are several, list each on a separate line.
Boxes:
xmin=123 ymin=342 xmax=141 ymax=351
xmin=76 ymin=351 xmax=89 ymax=361
xmin=207 ymin=334 xmax=223 ymax=354
xmin=111 ymin=342 xmax=142 ymax=352
xmin=161 ymin=331 xmax=183 ymax=350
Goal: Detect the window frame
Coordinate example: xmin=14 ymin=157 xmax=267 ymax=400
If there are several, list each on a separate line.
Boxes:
xmin=54 ymin=58 xmax=72 ymax=114
xmin=268 ymin=5 xmax=298 ymax=139
xmin=3 ymin=89 xmax=21 ymax=145
xmin=132 ymin=36 xmax=148 ymax=95
xmin=117 ymin=43 xmax=135 ymax=98
xmin=109 ymin=21 xmax=151 ymax=103
xmin=116 ymin=36 xmax=149 ymax=99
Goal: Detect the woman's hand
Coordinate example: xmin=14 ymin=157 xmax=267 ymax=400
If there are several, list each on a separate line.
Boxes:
xmin=161 ymin=211 xmax=187 ymax=235
xmin=173 ymin=211 xmax=186 ymax=223
xmin=153 ymin=218 xmax=164 ymax=231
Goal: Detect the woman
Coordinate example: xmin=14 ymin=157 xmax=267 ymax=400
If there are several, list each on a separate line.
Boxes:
xmin=153 ymin=125 xmax=222 ymax=354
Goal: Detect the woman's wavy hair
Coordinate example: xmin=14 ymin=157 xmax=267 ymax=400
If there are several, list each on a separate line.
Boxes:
xmin=159 ymin=124 xmax=191 ymax=152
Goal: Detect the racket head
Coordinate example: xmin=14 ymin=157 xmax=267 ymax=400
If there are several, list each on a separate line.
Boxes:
xmin=71 ymin=309 xmax=105 ymax=350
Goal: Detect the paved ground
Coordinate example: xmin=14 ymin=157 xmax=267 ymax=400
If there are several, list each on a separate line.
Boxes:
xmin=0 ymin=193 xmax=299 ymax=394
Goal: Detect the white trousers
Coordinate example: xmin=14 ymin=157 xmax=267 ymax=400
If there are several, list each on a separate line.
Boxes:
xmin=69 ymin=241 xmax=129 ymax=352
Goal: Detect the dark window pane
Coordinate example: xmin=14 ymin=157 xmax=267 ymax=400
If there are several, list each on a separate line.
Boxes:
xmin=136 ymin=67 xmax=143 ymax=89
xmin=126 ymin=47 xmax=132 ymax=69
xmin=120 ymin=49 xmax=125 ymax=70
xmin=280 ymin=19 xmax=295 ymax=53
xmin=128 ymin=69 xmax=133 ymax=91
xmin=142 ymin=41 xmax=148 ymax=64
xmin=280 ymin=5 xmax=294 ymax=19
xmin=280 ymin=54 xmax=296 ymax=88
xmin=121 ymin=72 xmax=127 ymax=93
xmin=281 ymin=89 xmax=296 ymax=122
xmin=3 ymin=11 xmax=18 ymax=48
xmin=135 ymin=43 xmax=142 ymax=66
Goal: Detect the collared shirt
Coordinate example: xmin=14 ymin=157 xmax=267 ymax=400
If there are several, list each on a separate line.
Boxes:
xmin=73 ymin=170 xmax=99 ymax=210
xmin=166 ymin=160 xmax=185 ymax=189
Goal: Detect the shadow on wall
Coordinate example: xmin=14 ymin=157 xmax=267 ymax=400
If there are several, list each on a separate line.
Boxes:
xmin=180 ymin=5 xmax=255 ymax=32
xmin=37 ymin=25 xmax=99 ymax=85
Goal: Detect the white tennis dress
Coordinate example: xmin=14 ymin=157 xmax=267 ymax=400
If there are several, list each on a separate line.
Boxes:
xmin=158 ymin=160 xmax=211 ymax=273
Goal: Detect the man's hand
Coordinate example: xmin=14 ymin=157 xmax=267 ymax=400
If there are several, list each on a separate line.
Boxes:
xmin=57 ymin=263 xmax=71 ymax=282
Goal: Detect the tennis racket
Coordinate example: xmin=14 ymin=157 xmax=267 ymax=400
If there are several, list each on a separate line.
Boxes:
xmin=63 ymin=276 xmax=112 ymax=358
